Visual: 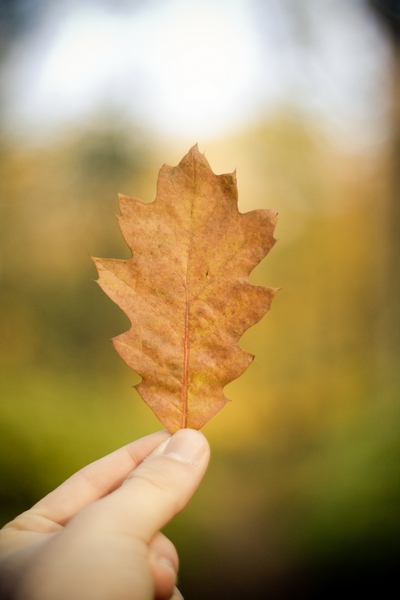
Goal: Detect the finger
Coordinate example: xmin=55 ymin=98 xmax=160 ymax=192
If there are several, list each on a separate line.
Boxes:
xmin=86 ymin=429 xmax=210 ymax=542
xmin=170 ymin=587 xmax=184 ymax=600
xmin=148 ymin=532 xmax=179 ymax=600
xmin=30 ymin=430 xmax=171 ymax=525
xmin=149 ymin=532 xmax=179 ymax=573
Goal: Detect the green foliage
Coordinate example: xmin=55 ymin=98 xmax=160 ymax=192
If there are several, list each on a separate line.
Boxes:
xmin=1 ymin=116 xmax=399 ymax=597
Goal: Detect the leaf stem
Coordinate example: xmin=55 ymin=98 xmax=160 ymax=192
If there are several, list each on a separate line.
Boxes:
xmin=181 ymin=285 xmax=190 ymax=428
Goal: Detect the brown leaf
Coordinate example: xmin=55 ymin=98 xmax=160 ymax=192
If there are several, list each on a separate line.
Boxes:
xmin=93 ymin=146 xmax=278 ymax=432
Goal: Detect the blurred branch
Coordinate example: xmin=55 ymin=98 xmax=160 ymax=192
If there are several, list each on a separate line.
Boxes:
xmin=0 ymin=0 xmax=48 ymax=59
xmin=370 ymin=0 xmax=400 ymax=35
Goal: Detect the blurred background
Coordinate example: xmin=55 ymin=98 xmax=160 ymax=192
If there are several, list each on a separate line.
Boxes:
xmin=0 ymin=0 xmax=399 ymax=597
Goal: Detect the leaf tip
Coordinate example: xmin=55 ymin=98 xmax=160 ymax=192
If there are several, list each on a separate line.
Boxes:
xmin=188 ymin=143 xmax=202 ymax=158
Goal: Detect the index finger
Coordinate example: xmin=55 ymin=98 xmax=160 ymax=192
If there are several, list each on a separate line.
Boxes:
xmin=30 ymin=430 xmax=171 ymax=525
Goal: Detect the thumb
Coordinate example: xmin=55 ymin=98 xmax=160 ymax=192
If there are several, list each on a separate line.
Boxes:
xmin=93 ymin=428 xmax=210 ymax=542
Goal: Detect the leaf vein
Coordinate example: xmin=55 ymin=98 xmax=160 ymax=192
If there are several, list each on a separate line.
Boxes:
xmin=107 ymin=269 xmax=185 ymax=340
xmin=191 ymin=294 xmax=263 ymax=345
xmin=116 ymin=340 xmax=183 ymax=386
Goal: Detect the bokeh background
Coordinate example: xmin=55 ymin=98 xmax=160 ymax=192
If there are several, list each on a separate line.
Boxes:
xmin=1 ymin=0 xmax=399 ymax=597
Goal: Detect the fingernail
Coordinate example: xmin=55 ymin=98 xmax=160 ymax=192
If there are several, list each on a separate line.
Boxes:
xmin=161 ymin=429 xmax=207 ymax=465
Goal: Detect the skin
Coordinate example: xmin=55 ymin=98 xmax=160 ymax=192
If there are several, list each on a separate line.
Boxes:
xmin=0 ymin=428 xmax=210 ymax=600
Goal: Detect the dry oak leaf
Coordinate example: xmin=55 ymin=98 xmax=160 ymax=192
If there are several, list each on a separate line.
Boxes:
xmin=93 ymin=146 xmax=278 ymax=433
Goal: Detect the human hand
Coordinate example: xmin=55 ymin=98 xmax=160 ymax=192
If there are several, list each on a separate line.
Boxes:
xmin=0 ymin=428 xmax=210 ymax=600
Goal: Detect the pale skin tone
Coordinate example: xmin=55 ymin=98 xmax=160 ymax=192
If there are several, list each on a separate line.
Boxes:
xmin=0 ymin=428 xmax=210 ymax=600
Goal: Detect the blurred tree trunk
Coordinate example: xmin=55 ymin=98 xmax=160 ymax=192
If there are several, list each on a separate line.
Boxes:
xmin=370 ymin=1 xmax=400 ymax=393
